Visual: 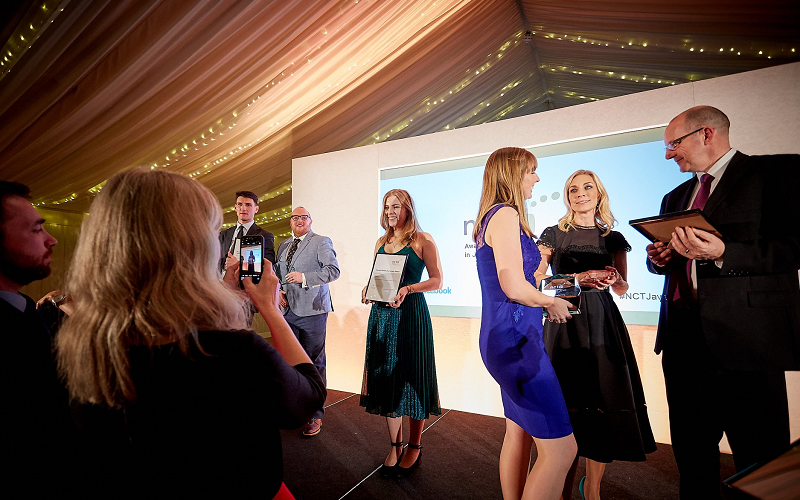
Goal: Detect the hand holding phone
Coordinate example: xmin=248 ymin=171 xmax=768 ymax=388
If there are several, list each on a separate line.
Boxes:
xmin=239 ymin=235 xmax=265 ymax=284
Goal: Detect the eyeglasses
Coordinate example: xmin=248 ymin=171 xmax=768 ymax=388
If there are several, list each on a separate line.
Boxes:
xmin=665 ymin=127 xmax=704 ymax=151
xmin=290 ymin=215 xmax=310 ymax=221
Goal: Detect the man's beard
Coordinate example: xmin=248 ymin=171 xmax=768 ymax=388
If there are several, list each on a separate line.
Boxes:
xmin=0 ymin=249 xmax=52 ymax=286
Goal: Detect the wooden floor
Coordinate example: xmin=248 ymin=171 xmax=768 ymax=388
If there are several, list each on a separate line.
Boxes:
xmin=280 ymin=389 xmax=736 ymax=499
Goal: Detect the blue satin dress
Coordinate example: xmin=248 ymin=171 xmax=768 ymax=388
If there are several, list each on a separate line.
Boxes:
xmin=476 ymin=205 xmax=572 ymax=439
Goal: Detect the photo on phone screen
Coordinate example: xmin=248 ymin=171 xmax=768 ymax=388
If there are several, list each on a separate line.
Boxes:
xmin=239 ymin=235 xmax=264 ymax=280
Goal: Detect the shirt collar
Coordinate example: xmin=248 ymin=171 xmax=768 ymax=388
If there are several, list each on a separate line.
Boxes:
xmin=0 ymin=290 xmax=27 ymax=312
xmin=698 ymin=148 xmax=736 ymax=183
xmin=291 ymin=232 xmax=309 ymax=241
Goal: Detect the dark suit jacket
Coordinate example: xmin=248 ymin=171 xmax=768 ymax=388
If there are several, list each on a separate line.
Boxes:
xmin=0 ymin=294 xmax=75 ymax=489
xmin=648 ymin=152 xmax=800 ymax=371
xmin=219 ymin=222 xmax=276 ymax=272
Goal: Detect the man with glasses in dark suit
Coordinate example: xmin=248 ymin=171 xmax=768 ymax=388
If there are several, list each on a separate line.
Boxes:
xmin=646 ymin=105 xmax=800 ymax=498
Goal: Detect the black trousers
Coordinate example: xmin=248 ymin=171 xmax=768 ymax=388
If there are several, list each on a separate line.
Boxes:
xmin=661 ymin=305 xmax=789 ymax=499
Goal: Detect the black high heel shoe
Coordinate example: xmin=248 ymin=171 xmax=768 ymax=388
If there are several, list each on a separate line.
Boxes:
xmin=378 ymin=441 xmax=404 ymax=478
xmin=395 ymin=443 xmax=422 ymax=478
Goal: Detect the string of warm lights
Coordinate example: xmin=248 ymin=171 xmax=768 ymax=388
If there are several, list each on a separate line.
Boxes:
xmin=20 ymin=1 xmax=798 ymax=209
xmin=532 ymin=31 xmax=795 ymax=59
xmin=36 ymin=0 xmax=459 ymax=208
xmin=541 ymin=64 xmax=679 ymax=87
xmin=0 ymin=1 xmax=67 ymax=81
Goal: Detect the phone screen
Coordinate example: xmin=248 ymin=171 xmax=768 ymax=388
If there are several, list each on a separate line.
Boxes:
xmin=239 ymin=240 xmax=263 ymax=278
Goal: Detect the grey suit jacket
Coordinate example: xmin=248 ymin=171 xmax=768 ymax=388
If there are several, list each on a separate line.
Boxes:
xmin=276 ymin=231 xmax=340 ymax=317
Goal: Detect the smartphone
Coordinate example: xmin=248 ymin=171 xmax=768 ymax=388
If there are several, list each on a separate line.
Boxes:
xmin=239 ymin=235 xmax=264 ymax=283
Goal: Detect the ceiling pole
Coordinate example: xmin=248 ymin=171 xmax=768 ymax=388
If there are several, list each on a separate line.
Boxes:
xmin=515 ymin=0 xmax=553 ymax=110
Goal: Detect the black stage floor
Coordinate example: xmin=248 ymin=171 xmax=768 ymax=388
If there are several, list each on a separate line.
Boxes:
xmin=280 ymin=389 xmax=736 ymax=499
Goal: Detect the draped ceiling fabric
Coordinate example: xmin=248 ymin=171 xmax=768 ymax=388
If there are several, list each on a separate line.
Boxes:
xmin=1 ymin=0 xmax=798 ymax=238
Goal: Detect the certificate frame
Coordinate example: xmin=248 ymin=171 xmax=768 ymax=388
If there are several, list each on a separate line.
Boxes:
xmin=365 ymin=253 xmax=409 ymax=303
xmin=629 ymin=209 xmax=721 ymax=243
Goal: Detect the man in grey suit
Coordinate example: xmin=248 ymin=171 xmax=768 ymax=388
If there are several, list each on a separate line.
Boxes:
xmin=276 ymin=207 xmax=340 ymax=437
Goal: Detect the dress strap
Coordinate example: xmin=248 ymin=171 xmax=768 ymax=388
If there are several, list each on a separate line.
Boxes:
xmin=476 ymin=204 xmax=510 ymax=249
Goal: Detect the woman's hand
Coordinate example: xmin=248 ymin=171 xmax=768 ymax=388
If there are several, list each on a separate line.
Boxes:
xmin=361 ymin=286 xmax=373 ymax=305
xmin=242 ymin=261 xmax=281 ymax=314
xmin=591 ymin=266 xmax=619 ymax=290
xmin=544 ymin=297 xmax=575 ymax=323
xmin=222 ymin=252 xmax=240 ymax=288
xmin=389 ymin=286 xmax=411 ymax=309
xmin=575 ymin=270 xmax=611 ymax=288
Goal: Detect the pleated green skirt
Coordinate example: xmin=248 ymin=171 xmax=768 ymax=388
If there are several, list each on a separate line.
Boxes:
xmin=360 ymin=293 xmax=441 ymax=420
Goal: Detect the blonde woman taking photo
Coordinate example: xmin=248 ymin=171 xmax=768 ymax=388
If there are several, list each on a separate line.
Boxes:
xmin=57 ymin=169 xmax=325 ymax=497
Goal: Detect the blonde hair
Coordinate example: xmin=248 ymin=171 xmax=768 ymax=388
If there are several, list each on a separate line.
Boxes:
xmin=557 ymin=169 xmax=616 ymax=236
xmin=473 ymin=147 xmax=536 ymax=242
xmin=57 ymin=168 xmax=248 ymax=407
xmin=378 ymin=189 xmax=422 ymax=248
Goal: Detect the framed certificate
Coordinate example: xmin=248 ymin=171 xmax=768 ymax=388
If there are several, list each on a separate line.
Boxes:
xmin=365 ymin=253 xmax=409 ymax=303
xmin=629 ymin=209 xmax=721 ymax=243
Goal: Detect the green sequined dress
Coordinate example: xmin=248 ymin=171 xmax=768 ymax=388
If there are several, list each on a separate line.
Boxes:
xmin=359 ymin=245 xmax=441 ymax=419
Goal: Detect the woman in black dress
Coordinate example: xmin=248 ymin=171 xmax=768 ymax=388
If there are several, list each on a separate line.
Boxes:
xmin=535 ymin=170 xmax=656 ymax=500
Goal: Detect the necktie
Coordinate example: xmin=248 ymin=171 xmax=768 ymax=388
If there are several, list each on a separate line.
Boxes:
xmin=286 ymin=238 xmax=301 ymax=266
xmin=674 ymin=174 xmax=714 ymax=301
xmin=691 ymin=174 xmax=714 ymax=211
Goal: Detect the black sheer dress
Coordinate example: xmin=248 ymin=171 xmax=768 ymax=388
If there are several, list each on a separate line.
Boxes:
xmin=539 ymin=225 xmax=656 ymax=463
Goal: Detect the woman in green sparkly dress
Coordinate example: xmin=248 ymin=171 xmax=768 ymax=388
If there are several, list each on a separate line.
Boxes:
xmin=360 ymin=188 xmax=443 ymax=478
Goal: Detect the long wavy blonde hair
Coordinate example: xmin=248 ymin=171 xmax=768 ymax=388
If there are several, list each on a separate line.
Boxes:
xmin=473 ymin=147 xmax=536 ymax=242
xmin=378 ymin=188 xmax=422 ymax=248
xmin=57 ymin=168 xmax=248 ymax=407
xmin=557 ymin=169 xmax=616 ymax=236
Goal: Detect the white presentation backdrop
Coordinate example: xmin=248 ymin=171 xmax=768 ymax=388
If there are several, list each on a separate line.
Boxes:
xmin=380 ymin=127 xmax=690 ymax=324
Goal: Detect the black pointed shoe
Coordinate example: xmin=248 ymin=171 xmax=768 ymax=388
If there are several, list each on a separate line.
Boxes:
xmin=395 ymin=443 xmax=422 ymax=478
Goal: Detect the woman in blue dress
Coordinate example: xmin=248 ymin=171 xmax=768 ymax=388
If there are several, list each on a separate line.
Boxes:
xmin=360 ymin=188 xmax=443 ymax=478
xmin=474 ymin=147 xmax=577 ymax=499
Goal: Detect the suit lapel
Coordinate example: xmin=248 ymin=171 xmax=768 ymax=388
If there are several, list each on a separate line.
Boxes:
xmin=703 ymin=151 xmax=748 ymax=217
xmin=669 ymin=178 xmax=696 ymax=212
xmin=292 ymin=232 xmax=314 ymax=261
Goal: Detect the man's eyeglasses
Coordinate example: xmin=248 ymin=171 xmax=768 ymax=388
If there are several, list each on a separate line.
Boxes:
xmin=290 ymin=215 xmax=310 ymax=221
xmin=665 ymin=127 xmax=704 ymax=151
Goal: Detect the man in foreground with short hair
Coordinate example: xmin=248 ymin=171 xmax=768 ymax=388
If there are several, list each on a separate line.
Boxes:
xmin=0 ymin=181 xmax=71 ymax=490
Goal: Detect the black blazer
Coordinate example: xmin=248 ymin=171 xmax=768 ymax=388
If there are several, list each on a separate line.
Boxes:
xmin=219 ymin=222 xmax=276 ymax=271
xmin=648 ymin=152 xmax=800 ymax=371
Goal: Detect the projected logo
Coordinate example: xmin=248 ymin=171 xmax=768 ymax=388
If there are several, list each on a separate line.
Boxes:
xmin=527 ymin=191 xmax=563 ymax=235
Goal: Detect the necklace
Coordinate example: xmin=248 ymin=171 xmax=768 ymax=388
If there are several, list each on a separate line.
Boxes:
xmin=573 ymin=223 xmax=596 ymax=230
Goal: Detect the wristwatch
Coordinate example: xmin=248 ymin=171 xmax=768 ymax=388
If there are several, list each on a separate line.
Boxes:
xmin=51 ymin=293 xmax=68 ymax=308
